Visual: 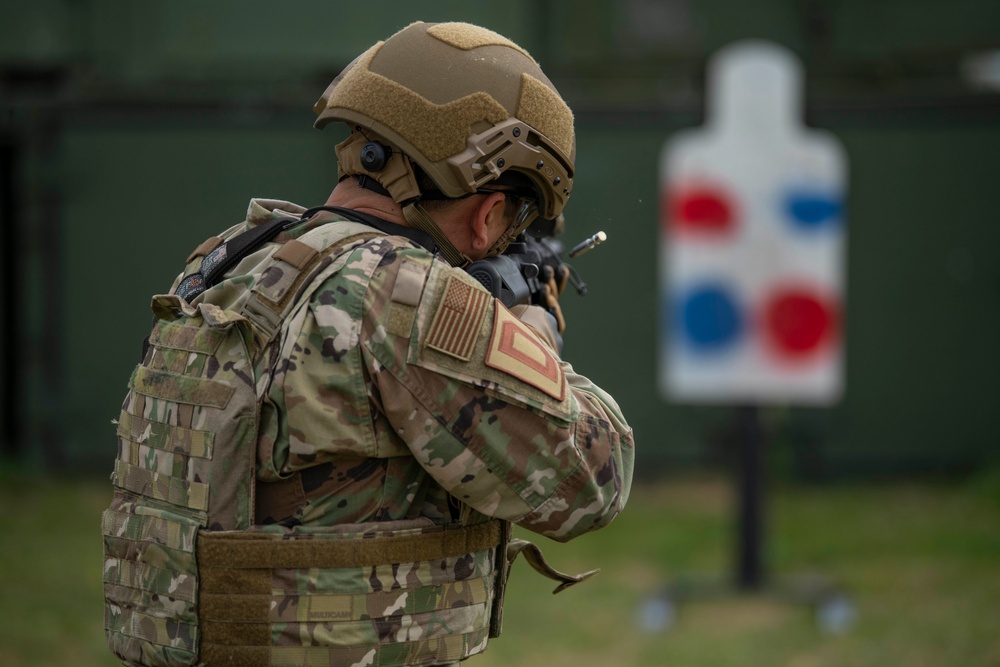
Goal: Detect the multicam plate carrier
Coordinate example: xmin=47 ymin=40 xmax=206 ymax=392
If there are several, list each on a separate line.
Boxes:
xmin=101 ymin=216 xmax=509 ymax=667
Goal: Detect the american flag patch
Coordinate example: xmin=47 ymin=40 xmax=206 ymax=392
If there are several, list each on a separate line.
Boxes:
xmin=426 ymin=276 xmax=491 ymax=361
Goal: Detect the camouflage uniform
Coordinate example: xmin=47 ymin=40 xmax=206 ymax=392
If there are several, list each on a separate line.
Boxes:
xmin=235 ymin=199 xmax=635 ymax=542
xmin=103 ymin=196 xmax=633 ymax=667
xmin=106 ymin=18 xmax=631 ymax=665
xmin=230 ymin=197 xmax=631 ymax=664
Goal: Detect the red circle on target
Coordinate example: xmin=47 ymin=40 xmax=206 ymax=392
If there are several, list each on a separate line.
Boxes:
xmin=762 ymin=288 xmax=838 ymax=360
xmin=666 ymin=185 xmax=738 ymax=237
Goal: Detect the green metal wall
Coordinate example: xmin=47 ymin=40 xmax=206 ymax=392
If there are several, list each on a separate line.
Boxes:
xmin=2 ymin=1 xmax=999 ymax=475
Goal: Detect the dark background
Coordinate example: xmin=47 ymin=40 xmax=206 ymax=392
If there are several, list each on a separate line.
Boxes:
xmin=2 ymin=0 xmax=999 ymax=478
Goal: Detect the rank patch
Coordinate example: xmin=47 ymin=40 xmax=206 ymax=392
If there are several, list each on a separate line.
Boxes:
xmin=426 ymin=276 xmax=490 ymax=361
xmin=486 ymin=305 xmax=565 ymax=401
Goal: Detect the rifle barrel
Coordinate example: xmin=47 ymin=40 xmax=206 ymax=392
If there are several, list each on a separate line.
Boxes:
xmin=567 ymin=231 xmax=607 ymax=258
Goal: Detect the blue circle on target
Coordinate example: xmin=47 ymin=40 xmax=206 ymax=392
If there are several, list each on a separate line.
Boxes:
xmin=784 ymin=190 xmax=843 ymax=230
xmin=675 ymin=284 xmax=744 ymax=352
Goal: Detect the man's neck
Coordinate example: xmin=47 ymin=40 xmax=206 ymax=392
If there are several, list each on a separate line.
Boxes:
xmin=325 ymin=177 xmax=407 ymax=225
xmin=326 ymin=176 xmax=494 ymax=261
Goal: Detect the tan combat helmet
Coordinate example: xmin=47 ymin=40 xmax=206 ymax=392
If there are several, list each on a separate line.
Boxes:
xmin=313 ymin=21 xmax=575 ymax=266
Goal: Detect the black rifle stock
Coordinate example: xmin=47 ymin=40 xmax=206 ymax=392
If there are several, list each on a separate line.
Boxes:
xmin=465 ymin=229 xmax=605 ymax=313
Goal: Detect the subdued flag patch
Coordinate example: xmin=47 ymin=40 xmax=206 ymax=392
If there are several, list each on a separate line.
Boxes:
xmin=426 ymin=275 xmax=490 ymax=361
xmin=486 ymin=305 xmax=565 ymax=401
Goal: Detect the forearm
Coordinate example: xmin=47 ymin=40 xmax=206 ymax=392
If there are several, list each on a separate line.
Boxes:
xmin=370 ymin=350 xmax=633 ymax=541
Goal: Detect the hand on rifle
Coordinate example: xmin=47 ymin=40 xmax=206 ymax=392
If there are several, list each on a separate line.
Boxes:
xmin=540 ymin=263 xmax=570 ymax=335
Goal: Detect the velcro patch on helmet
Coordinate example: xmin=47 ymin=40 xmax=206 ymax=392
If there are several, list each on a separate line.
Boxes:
xmin=426 ymin=275 xmax=490 ymax=361
xmin=426 ymin=23 xmax=533 ymax=60
xmin=485 ymin=305 xmax=565 ymax=401
xmin=517 ymin=73 xmax=575 ymax=160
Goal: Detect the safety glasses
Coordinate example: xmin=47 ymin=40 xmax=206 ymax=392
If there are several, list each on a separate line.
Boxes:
xmin=480 ymin=191 xmax=540 ymax=256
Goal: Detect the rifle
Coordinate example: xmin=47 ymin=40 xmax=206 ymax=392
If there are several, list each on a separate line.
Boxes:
xmin=466 ymin=218 xmax=607 ymax=315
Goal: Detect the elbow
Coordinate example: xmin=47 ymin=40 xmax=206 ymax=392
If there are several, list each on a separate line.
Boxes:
xmin=514 ymin=416 xmax=635 ymax=542
xmin=517 ymin=456 xmax=631 ymax=543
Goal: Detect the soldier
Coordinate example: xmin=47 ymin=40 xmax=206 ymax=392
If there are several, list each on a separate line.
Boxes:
xmin=103 ymin=21 xmax=634 ymax=667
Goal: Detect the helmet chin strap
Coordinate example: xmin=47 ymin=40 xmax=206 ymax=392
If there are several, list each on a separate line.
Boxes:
xmin=337 ymin=132 xmax=471 ymax=268
xmin=402 ymin=202 xmax=472 ymax=268
xmin=484 ymin=219 xmax=523 ymax=258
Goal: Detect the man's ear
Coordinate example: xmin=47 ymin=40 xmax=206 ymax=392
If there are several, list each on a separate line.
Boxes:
xmin=470 ymin=191 xmax=508 ymax=254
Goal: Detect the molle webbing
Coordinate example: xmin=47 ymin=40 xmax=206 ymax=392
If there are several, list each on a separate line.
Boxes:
xmin=103 ymin=497 xmax=202 ymax=667
xmin=197 ymin=520 xmax=503 ymax=667
xmin=104 ymin=219 xmax=388 ymax=667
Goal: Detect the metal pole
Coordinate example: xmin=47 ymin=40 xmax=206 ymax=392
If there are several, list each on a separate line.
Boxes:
xmin=736 ymin=404 xmax=765 ymax=590
xmin=0 ymin=135 xmax=24 ymax=462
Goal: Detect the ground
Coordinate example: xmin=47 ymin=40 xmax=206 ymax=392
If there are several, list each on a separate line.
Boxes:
xmin=1 ymin=470 xmax=998 ymax=666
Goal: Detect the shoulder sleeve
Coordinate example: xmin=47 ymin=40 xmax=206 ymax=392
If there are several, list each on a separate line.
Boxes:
xmin=362 ymin=253 xmax=635 ymax=542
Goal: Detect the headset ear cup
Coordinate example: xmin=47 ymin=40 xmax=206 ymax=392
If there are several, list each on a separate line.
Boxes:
xmin=360 ymin=142 xmax=391 ymax=172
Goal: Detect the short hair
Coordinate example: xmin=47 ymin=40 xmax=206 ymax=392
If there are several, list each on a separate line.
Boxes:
xmin=416 ymin=167 xmax=531 ymax=221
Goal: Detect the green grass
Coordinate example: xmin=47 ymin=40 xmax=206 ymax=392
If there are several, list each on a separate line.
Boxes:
xmin=1 ymin=472 xmax=998 ymax=666
xmin=0 ymin=474 xmax=116 ymax=667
